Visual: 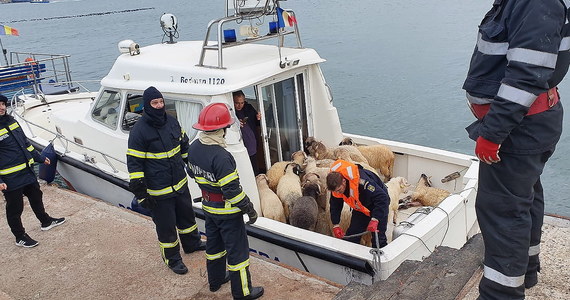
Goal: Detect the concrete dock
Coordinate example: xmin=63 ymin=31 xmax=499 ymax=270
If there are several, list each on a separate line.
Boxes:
xmin=1 ymin=183 xmax=568 ymax=299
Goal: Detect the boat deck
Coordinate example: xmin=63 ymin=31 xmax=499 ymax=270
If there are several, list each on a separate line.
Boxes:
xmin=0 ymin=184 xmax=568 ymax=299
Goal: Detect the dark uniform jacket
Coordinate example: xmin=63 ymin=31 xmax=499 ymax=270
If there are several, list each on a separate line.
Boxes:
xmin=0 ymin=115 xmax=45 ymax=191
xmin=463 ymin=0 xmax=570 ymax=154
xmin=187 ymin=139 xmax=252 ymax=218
xmin=126 ymin=113 xmax=189 ymax=200
xmin=330 ymin=166 xmax=390 ymax=225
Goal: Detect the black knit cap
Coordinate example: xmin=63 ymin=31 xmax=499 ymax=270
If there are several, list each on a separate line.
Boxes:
xmin=142 ymin=86 xmax=166 ymax=127
xmin=0 ymin=94 xmax=8 ymax=105
xmin=143 ymin=86 xmax=163 ymax=107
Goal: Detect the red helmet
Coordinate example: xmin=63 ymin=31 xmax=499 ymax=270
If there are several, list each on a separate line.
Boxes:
xmin=193 ymin=103 xmax=235 ymax=131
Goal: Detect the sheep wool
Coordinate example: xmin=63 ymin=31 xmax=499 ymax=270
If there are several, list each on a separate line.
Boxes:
xmin=255 ymin=174 xmax=286 ymax=223
xmin=276 ymin=163 xmax=303 ymax=221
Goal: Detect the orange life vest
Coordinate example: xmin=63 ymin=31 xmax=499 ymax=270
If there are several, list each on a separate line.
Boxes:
xmin=330 ymin=160 xmax=371 ymax=216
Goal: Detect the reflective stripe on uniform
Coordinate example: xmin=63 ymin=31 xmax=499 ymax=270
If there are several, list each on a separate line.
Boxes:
xmin=466 ymin=92 xmax=493 ymax=105
xmin=0 ymin=122 xmax=20 ymax=136
xmin=226 ymin=191 xmax=245 ymax=205
xmin=497 ymin=83 xmax=537 ymax=107
xmin=205 ymin=250 xmax=227 ymax=261
xmin=0 ymin=158 xmax=34 ymax=175
xmin=147 ymin=177 xmax=188 ymax=196
xmin=129 ymin=172 xmax=144 ymax=179
xmin=228 ymin=259 xmax=251 ymax=296
xmin=160 ymin=239 xmax=179 ymax=249
xmin=177 ymin=224 xmax=198 ymax=234
xmin=181 ymin=152 xmax=188 ymax=159
xmin=483 ymin=265 xmax=525 ymax=288
xmin=529 ymin=244 xmax=540 ymax=256
xmin=218 ymin=170 xmax=238 ymax=186
xmin=126 ymin=145 xmax=181 ymax=159
xmin=202 ymin=204 xmax=242 ymax=215
xmin=195 ymin=176 xmax=220 ymax=187
xmin=477 ymin=33 xmax=509 ymax=55
xmin=26 ymin=145 xmax=34 ymax=152
xmin=560 ymin=37 xmax=570 ymax=51
xmin=507 ymin=48 xmax=557 ymax=69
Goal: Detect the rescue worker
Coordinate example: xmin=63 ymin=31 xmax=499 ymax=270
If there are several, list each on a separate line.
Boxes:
xmin=463 ymin=1 xmax=570 ymax=299
xmin=126 ymin=86 xmax=205 ymax=275
xmin=0 ymin=94 xmax=65 ymax=248
xmin=187 ymin=102 xmax=264 ymax=300
xmin=326 ymin=159 xmax=390 ymax=248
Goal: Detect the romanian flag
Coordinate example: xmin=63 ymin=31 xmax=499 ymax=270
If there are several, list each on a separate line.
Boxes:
xmin=277 ymin=7 xmax=297 ymax=28
xmin=1 ymin=25 xmax=19 ymax=36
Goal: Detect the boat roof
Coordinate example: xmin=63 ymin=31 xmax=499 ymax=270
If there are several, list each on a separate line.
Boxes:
xmin=100 ymin=41 xmax=325 ymax=96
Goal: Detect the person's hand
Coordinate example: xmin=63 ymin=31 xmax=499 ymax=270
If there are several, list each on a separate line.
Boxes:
xmin=138 ymin=197 xmax=156 ymax=210
xmin=367 ymin=218 xmax=379 ymax=233
xmin=0 ymin=183 xmax=7 ymax=191
xmin=332 ymin=225 xmax=345 ymax=238
xmin=244 ymin=202 xmax=258 ymax=224
xmin=239 ymin=119 xmax=245 ymax=127
xmin=129 ymin=178 xmax=149 ymax=200
xmin=44 ymin=157 xmax=50 ymax=165
xmin=256 ymin=112 xmax=261 ymax=121
xmin=475 ymin=136 xmax=501 ymax=164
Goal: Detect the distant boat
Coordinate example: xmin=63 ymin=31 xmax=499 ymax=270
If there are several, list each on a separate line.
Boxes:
xmin=31 ymin=0 xmax=50 ymax=3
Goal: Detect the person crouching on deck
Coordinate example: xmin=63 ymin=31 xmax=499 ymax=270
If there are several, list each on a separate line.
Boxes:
xmin=326 ymin=159 xmax=390 ymax=248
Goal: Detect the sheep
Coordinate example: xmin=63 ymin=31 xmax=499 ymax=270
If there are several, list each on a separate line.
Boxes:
xmin=338 ymin=137 xmax=355 ymax=146
xmin=385 ymin=176 xmax=411 ymax=225
xmin=356 ymin=145 xmax=395 ymax=181
xmin=304 ymin=136 xmax=318 ymax=156
xmin=316 ymin=159 xmax=335 ymax=168
xmin=289 ymin=183 xmax=320 ymax=231
xmin=255 ymin=174 xmax=286 ymax=223
xmin=276 ymin=163 xmax=303 ymax=221
xmin=310 ymin=141 xmax=368 ymax=165
xmin=266 ymin=150 xmax=306 ymax=192
xmin=302 ymin=157 xmax=330 ymax=209
xmin=411 ymin=174 xmax=451 ymax=207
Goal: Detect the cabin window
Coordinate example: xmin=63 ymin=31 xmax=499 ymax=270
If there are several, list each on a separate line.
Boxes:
xmin=92 ymin=90 xmax=121 ymax=129
xmin=174 ymin=100 xmax=202 ymax=140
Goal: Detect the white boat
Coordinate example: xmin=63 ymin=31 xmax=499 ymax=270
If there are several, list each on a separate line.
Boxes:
xmin=10 ymin=0 xmax=479 ymax=285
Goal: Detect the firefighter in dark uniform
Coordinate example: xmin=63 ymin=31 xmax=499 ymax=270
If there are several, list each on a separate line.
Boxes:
xmin=126 ymin=86 xmax=205 ymax=275
xmin=0 ymin=94 xmax=65 ymax=248
xmin=187 ymin=102 xmax=264 ymax=300
xmin=463 ymin=1 xmax=570 ymax=299
xmin=326 ymin=160 xmax=390 ymax=248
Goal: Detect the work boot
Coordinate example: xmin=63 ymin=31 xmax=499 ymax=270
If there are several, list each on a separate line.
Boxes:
xmin=209 ymin=272 xmax=231 ymax=292
xmin=525 ymin=272 xmax=538 ymax=289
xmin=184 ymin=240 xmax=206 ymax=254
xmin=234 ymin=286 xmax=264 ymax=300
xmin=169 ymin=260 xmax=188 ymax=275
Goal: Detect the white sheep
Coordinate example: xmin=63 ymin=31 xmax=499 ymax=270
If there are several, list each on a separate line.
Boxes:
xmin=276 ymin=163 xmax=303 ymax=221
xmin=255 ymin=174 xmax=286 ymax=223
xmin=411 ymin=174 xmax=451 ymax=207
xmin=302 ymin=157 xmax=330 ymax=208
xmin=310 ymin=141 xmax=368 ymax=165
xmin=289 ymin=183 xmax=320 ymax=231
xmin=266 ymin=151 xmax=306 ymax=192
xmin=356 ymin=145 xmax=395 ymax=181
xmin=385 ymin=176 xmax=410 ymax=225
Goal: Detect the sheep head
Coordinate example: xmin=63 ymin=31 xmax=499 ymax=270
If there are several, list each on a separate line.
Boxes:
xmin=255 ymin=174 xmax=269 ymax=185
xmin=302 ymin=172 xmax=321 ymax=187
xmin=313 ymin=142 xmax=328 ymax=160
xmin=284 ymin=163 xmax=302 ymax=176
xmin=291 ymin=150 xmax=307 ymax=165
xmin=417 ymin=174 xmax=433 ymax=187
xmin=302 ymin=182 xmax=321 ymax=199
xmin=339 ymin=137 xmax=354 ymax=146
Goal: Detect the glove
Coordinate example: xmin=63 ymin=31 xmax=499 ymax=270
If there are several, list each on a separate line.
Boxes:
xmin=138 ymin=197 xmax=157 ymax=210
xmin=475 ymin=136 xmax=501 ymax=165
xmin=243 ymin=202 xmax=258 ymax=225
xmin=129 ymin=178 xmax=149 ymax=200
xmin=367 ymin=218 xmax=379 ymax=233
xmin=332 ymin=226 xmax=345 ymax=239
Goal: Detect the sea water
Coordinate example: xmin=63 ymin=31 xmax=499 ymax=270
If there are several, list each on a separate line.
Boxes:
xmin=1 ymin=0 xmax=569 ymax=217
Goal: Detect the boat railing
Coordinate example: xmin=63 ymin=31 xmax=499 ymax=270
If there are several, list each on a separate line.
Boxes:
xmin=1 ymin=52 xmax=79 ymax=100
xmin=10 ymin=101 xmax=126 ymax=175
xmin=198 ymin=0 xmax=302 ymax=69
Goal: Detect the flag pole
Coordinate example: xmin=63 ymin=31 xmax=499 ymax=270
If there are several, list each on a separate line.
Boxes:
xmin=0 ymin=37 xmax=9 ymax=66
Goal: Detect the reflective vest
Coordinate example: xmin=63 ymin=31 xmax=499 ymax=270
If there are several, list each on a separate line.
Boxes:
xmin=330 ymin=160 xmax=371 ymax=217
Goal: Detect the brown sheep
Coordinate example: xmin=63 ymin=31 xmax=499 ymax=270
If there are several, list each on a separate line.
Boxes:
xmin=411 ymin=174 xmax=451 ymax=207
xmin=356 ymin=145 xmax=395 ymax=181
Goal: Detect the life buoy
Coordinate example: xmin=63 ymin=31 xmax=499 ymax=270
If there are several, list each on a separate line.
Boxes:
xmin=25 ymin=57 xmax=37 ymax=80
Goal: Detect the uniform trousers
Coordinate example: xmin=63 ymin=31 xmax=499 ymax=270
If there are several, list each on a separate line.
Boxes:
xmin=476 ymin=151 xmax=553 ymax=300
xmin=151 ymin=187 xmax=201 ymax=267
xmin=3 ymin=182 xmax=51 ymax=239
xmin=205 ymin=211 xmax=253 ymax=298
xmin=345 ymin=210 xmax=388 ymax=248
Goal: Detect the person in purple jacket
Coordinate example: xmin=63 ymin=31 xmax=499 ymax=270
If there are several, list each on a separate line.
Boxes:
xmin=233 ymin=91 xmax=261 ymax=175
